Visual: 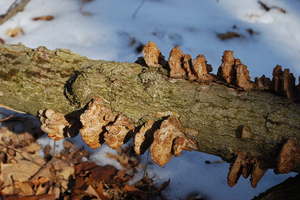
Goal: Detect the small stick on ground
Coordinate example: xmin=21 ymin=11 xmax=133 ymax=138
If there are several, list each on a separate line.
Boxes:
xmin=0 ymin=115 xmax=15 ymax=122
xmin=132 ymin=0 xmax=147 ymax=19
xmin=0 ymin=0 xmax=31 ymax=25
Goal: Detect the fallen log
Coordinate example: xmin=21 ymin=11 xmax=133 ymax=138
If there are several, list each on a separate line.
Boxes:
xmin=0 ymin=43 xmax=299 ymax=188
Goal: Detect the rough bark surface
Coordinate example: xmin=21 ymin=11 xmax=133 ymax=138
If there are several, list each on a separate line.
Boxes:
xmin=1 ymin=44 xmax=300 ymax=174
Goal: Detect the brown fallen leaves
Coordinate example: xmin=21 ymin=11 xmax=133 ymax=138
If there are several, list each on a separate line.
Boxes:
xmin=0 ymin=125 xmax=171 ymax=200
xmin=5 ymin=27 xmax=24 ymax=38
xmin=32 ymin=16 xmax=54 ymax=21
xmin=217 ymin=31 xmax=242 ymax=40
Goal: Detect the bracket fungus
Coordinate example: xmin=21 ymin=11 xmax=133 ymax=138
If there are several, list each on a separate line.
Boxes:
xmin=272 ymin=65 xmax=284 ymax=95
xmin=236 ymin=64 xmax=254 ymax=90
xmin=104 ymin=115 xmax=135 ymax=149
xmin=276 ymin=138 xmax=300 ymax=174
xmin=217 ymin=50 xmax=236 ymax=84
xmin=236 ymin=125 xmax=253 ymax=139
xmin=80 ymin=98 xmax=116 ymax=149
xmin=270 ymin=65 xmax=298 ymax=100
xmin=255 ymin=75 xmax=272 ymax=90
xmin=182 ymin=54 xmax=197 ymax=81
xmin=167 ymin=46 xmax=215 ymax=83
xmin=168 ymin=46 xmax=186 ymax=79
xmin=250 ymin=159 xmax=266 ymax=188
xmin=227 ymin=152 xmax=267 ymax=188
xmin=134 ymin=120 xmax=155 ymax=155
xmin=39 ymin=109 xmax=70 ymax=141
xmin=227 ymin=152 xmax=247 ymax=187
xmin=150 ymin=116 xmax=187 ymax=166
xmin=283 ymin=68 xmax=296 ymax=100
xmin=192 ymin=55 xmax=215 ymax=83
xmin=142 ymin=41 xmax=165 ymax=67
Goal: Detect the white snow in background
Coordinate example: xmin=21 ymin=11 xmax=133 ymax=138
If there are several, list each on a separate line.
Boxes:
xmin=0 ymin=0 xmax=299 ymax=199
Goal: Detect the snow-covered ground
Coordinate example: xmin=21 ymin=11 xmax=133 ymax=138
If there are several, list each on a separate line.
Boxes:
xmin=1 ymin=0 xmax=299 ymax=199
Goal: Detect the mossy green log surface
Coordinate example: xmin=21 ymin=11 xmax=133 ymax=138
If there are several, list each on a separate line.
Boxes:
xmin=0 ymin=44 xmax=300 ymax=172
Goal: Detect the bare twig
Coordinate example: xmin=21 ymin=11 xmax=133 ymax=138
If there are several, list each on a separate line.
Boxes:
xmin=0 ymin=115 xmax=15 ymax=122
xmin=132 ymin=0 xmax=146 ymax=19
xmin=258 ymin=0 xmax=286 ymax=14
xmin=0 ymin=0 xmax=31 ymax=25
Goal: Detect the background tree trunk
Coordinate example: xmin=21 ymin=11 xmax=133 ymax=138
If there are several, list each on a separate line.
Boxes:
xmin=0 ymin=44 xmax=300 ymax=173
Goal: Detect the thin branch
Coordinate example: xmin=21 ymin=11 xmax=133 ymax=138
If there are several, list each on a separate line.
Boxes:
xmin=0 ymin=114 xmax=15 ymax=122
xmin=132 ymin=0 xmax=146 ymax=19
xmin=0 ymin=0 xmax=31 ymax=25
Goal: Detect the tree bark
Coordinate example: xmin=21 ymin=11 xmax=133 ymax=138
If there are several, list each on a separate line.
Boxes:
xmin=0 ymin=44 xmax=300 ymax=173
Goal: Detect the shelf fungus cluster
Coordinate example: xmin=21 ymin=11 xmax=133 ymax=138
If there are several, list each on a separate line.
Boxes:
xmin=276 ymin=138 xmax=300 ymax=174
xmin=39 ymin=109 xmax=71 ymax=141
xmin=142 ymin=41 xmax=300 ymax=100
xmin=36 ymin=42 xmax=300 ymax=189
xmin=39 ymin=98 xmax=197 ymax=167
xmin=228 ymin=138 xmax=300 ymax=188
xmin=227 ymin=152 xmax=266 ymax=188
xmin=134 ymin=116 xmax=196 ymax=166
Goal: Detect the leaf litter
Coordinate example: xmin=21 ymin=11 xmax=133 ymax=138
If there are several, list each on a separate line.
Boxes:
xmin=0 ymin=114 xmax=171 ymax=200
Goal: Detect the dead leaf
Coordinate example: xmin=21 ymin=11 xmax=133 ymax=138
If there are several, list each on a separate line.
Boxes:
xmin=32 ymin=15 xmax=54 ymax=21
xmin=124 ymin=184 xmax=142 ymax=192
xmin=3 ymin=194 xmax=55 ymax=200
xmin=0 ymin=38 xmax=5 ymax=44
xmin=85 ymin=185 xmax=100 ymax=199
xmin=15 ymin=181 xmax=34 ymax=196
xmin=6 ymin=27 xmax=24 ymax=38
xmin=217 ymin=31 xmax=242 ymax=41
xmin=0 ymin=160 xmax=42 ymax=186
